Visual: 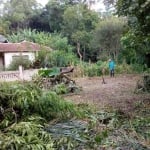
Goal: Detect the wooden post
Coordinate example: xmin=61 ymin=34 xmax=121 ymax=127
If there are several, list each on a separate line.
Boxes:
xmin=102 ymin=68 xmax=106 ymax=84
xmin=19 ymin=65 xmax=23 ymax=80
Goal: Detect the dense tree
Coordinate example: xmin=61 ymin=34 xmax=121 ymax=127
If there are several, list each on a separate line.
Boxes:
xmin=29 ymin=10 xmax=51 ymax=32
xmin=116 ymin=0 xmax=150 ymax=65
xmin=116 ymin=0 xmax=150 ymax=35
xmin=92 ymin=16 xmax=126 ymax=60
xmin=1 ymin=0 xmax=41 ymax=31
xmin=44 ymin=0 xmax=65 ymax=32
xmin=62 ymin=4 xmax=99 ymax=61
xmin=28 ymin=0 xmax=85 ymax=32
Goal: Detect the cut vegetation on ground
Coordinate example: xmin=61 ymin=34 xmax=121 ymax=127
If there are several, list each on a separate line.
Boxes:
xmin=0 ymin=74 xmax=149 ymax=150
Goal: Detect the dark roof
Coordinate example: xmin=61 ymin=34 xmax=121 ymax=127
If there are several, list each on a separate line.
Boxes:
xmin=0 ymin=41 xmax=51 ymax=52
xmin=0 ymin=35 xmax=8 ymax=43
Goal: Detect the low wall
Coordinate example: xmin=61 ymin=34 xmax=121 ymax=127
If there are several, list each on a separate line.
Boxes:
xmin=0 ymin=69 xmax=38 ymax=81
xmin=0 ymin=71 xmax=19 ymax=81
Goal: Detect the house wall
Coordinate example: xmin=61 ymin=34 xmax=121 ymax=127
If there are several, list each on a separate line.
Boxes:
xmin=4 ymin=52 xmax=35 ymax=68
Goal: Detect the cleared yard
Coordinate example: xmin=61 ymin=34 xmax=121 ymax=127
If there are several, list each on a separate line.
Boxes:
xmin=64 ymin=74 xmax=150 ymax=115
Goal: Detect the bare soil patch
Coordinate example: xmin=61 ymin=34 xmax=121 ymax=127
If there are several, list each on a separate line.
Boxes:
xmin=64 ymin=74 xmax=150 ymax=114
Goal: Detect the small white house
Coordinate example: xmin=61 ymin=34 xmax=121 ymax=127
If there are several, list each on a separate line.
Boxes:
xmin=0 ymin=41 xmax=50 ymax=70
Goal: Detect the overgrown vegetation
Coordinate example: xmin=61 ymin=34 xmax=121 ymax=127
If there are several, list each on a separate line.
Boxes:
xmin=7 ymin=56 xmax=31 ymax=70
xmin=0 ymin=81 xmax=81 ymax=149
xmin=0 ymin=81 xmax=149 ymax=149
xmin=0 ymin=0 xmax=149 ymax=149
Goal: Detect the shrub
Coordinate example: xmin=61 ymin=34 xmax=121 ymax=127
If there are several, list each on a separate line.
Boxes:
xmin=46 ymin=51 xmax=79 ymax=67
xmin=53 ymin=83 xmax=68 ymax=95
xmin=115 ymin=63 xmax=132 ymax=74
xmin=49 ymin=34 xmax=73 ymax=52
xmin=7 ymin=57 xmax=31 ymax=70
xmin=84 ymin=63 xmax=100 ymax=77
xmin=0 ymin=81 xmax=79 ymax=122
xmin=131 ymin=64 xmax=145 ymax=73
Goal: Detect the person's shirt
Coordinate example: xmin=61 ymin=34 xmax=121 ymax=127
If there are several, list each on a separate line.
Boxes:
xmin=109 ymin=61 xmax=115 ymax=70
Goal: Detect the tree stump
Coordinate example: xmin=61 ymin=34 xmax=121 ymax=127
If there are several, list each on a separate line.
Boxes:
xmin=135 ymin=74 xmax=150 ymax=93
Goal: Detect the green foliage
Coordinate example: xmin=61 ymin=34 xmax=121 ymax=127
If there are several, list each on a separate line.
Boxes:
xmin=48 ymin=33 xmax=74 ymax=52
xmin=131 ymin=64 xmax=145 ymax=73
xmin=83 ymin=63 xmax=100 ymax=77
xmin=0 ymin=81 xmax=83 ymax=149
xmin=38 ymin=67 xmax=60 ymax=77
xmin=0 ymin=118 xmax=54 ymax=150
xmin=63 ymin=4 xmax=99 ymax=35
xmin=121 ymin=30 xmax=150 ymax=64
xmin=43 ymin=50 xmax=79 ymax=67
xmin=2 ymin=0 xmax=41 ymax=30
xmin=92 ymin=16 xmax=126 ymax=59
xmin=115 ymin=62 xmax=132 ymax=74
xmin=0 ymin=80 xmax=149 ymax=149
xmin=75 ymin=61 xmax=147 ymax=77
xmin=116 ymin=0 xmax=150 ymax=65
xmin=53 ymin=83 xmax=68 ymax=95
xmin=7 ymin=29 xmax=51 ymax=46
xmin=0 ymin=81 xmax=78 ymax=122
xmin=75 ymin=61 xmax=109 ymax=77
xmin=7 ymin=56 xmax=31 ymax=70
xmin=131 ymin=117 xmax=150 ymax=139
xmin=0 ymin=18 xmax=10 ymax=34
xmin=62 ymin=4 xmax=99 ymax=61
xmin=45 ymin=0 xmax=64 ymax=32
xmin=35 ymin=91 xmax=77 ymax=120
xmin=116 ymin=0 xmax=150 ymax=35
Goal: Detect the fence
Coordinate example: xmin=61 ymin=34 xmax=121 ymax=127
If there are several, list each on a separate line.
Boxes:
xmin=0 ymin=66 xmax=38 ymax=81
xmin=0 ymin=71 xmax=19 ymax=81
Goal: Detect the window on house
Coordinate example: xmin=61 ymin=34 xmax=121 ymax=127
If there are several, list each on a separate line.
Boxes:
xmin=12 ymin=55 xmax=29 ymax=61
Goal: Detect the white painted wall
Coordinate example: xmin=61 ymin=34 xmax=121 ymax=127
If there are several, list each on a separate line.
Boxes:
xmin=4 ymin=52 xmax=35 ymax=68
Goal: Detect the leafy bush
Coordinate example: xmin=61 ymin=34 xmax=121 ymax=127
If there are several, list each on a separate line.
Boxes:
xmin=131 ymin=63 xmax=145 ymax=73
xmin=7 ymin=57 xmax=31 ymax=70
xmin=38 ymin=67 xmax=60 ymax=77
xmin=74 ymin=61 xmax=109 ymax=77
xmin=53 ymin=83 xmax=68 ymax=95
xmin=115 ymin=63 xmax=132 ymax=74
xmin=36 ymin=50 xmax=79 ymax=68
xmin=0 ymin=81 xmax=83 ymax=149
xmin=46 ymin=50 xmax=79 ymax=67
xmin=0 ymin=119 xmax=54 ymax=150
xmin=0 ymin=82 xmax=79 ymax=122
xmin=84 ymin=63 xmax=100 ymax=77
xmin=7 ymin=29 xmax=51 ymax=46
xmin=48 ymin=34 xmax=73 ymax=52
xmin=36 ymin=91 xmax=77 ymax=120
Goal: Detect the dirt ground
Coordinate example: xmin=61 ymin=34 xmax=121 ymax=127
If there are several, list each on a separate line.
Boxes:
xmin=64 ymin=74 xmax=150 ymax=114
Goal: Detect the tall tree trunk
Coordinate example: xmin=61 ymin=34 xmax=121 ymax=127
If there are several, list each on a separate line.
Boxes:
xmin=83 ymin=45 xmax=86 ymax=61
xmin=77 ymin=42 xmax=82 ymax=61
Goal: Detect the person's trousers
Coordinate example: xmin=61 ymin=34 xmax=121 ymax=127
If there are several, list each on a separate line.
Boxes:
xmin=110 ymin=69 xmax=114 ymax=77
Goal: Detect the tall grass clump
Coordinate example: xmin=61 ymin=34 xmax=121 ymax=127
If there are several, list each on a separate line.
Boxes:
xmin=84 ymin=63 xmax=100 ymax=77
xmin=115 ymin=63 xmax=132 ymax=74
xmin=131 ymin=63 xmax=146 ymax=73
xmin=35 ymin=91 xmax=79 ymax=120
xmin=73 ymin=61 xmax=109 ymax=77
xmin=0 ymin=81 xmax=79 ymax=122
xmin=37 ymin=50 xmax=79 ymax=68
xmin=0 ymin=81 xmax=83 ymax=149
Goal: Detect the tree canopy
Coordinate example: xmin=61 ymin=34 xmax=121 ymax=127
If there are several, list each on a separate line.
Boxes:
xmin=0 ymin=0 xmax=149 ymax=65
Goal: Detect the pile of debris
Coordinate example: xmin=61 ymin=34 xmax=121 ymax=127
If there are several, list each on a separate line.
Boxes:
xmin=33 ymin=67 xmax=80 ymax=93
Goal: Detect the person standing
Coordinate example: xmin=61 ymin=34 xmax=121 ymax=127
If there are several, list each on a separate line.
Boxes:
xmin=108 ymin=59 xmax=115 ymax=77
